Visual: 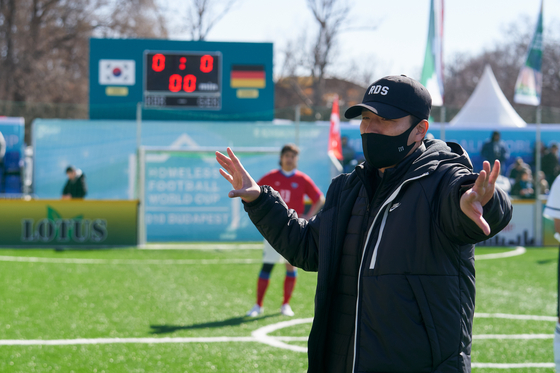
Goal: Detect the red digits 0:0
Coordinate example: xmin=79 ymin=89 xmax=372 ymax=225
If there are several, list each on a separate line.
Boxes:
xmin=183 ymin=74 xmax=197 ymax=92
xmin=200 ymin=55 xmax=213 ymax=73
xmin=169 ymin=74 xmax=182 ymax=92
xmin=152 ymin=54 xmax=165 ymax=72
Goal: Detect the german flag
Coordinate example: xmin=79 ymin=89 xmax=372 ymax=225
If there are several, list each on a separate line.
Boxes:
xmin=230 ymin=65 xmax=265 ymax=88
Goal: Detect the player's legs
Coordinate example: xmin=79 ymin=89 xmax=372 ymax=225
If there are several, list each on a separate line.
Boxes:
xmin=247 ymin=240 xmax=281 ymax=317
xmin=281 ymin=262 xmax=297 ymax=316
xmin=256 ymin=262 xmax=275 ymax=307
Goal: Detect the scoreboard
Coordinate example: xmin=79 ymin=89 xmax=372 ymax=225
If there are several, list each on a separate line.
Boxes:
xmin=89 ymin=39 xmax=273 ymax=120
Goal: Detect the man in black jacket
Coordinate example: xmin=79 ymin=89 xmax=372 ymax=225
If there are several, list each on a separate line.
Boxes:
xmin=62 ymin=165 xmax=87 ymax=199
xmin=216 ymin=75 xmax=512 ymax=373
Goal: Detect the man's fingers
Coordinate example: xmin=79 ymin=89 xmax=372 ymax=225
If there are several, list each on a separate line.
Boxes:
xmin=216 ymin=151 xmax=239 ymax=178
xmin=216 ymin=151 xmax=233 ymax=168
xmin=488 ymin=160 xmax=500 ymax=184
xmin=473 ymin=170 xmax=487 ymax=193
xmin=227 ymin=147 xmax=245 ymax=171
xmin=473 ymin=216 xmax=491 ymax=236
xmin=219 ymin=168 xmax=234 ymax=183
xmin=217 ymin=157 xmax=234 ymax=176
xmin=482 ymin=161 xmax=491 ymax=175
xmin=463 ymin=189 xmax=478 ymax=205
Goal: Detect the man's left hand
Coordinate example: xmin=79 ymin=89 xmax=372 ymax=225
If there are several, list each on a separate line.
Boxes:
xmin=460 ymin=160 xmax=500 ymax=236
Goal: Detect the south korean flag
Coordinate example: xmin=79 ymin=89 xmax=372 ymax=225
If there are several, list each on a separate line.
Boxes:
xmin=98 ymin=59 xmax=136 ymax=85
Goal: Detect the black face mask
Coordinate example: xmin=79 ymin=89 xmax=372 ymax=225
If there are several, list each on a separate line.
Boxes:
xmin=361 ymin=124 xmax=418 ymax=169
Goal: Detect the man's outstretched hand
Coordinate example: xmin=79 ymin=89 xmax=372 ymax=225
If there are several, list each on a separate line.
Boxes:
xmin=460 ymin=160 xmax=500 ymax=236
xmin=216 ymin=147 xmax=261 ymax=203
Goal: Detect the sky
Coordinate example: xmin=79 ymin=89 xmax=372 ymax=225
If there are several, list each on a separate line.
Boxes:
xmin=165 ymin=0 xmax=557 ymax=83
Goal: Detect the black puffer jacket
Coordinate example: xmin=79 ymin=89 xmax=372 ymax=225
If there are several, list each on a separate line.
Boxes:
xmin=244 ymin=139 xmax=512 ymax=373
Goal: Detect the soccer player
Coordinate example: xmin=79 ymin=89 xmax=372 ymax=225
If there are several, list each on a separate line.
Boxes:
xmin=246 ymin=144 xmax=325 ymax=317
xmin=544 ymin=175 xmax=560 ymax=372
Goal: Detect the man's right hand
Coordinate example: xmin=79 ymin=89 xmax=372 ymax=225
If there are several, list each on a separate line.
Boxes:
xmin=216 ymin=147 xmax=261 ymax=203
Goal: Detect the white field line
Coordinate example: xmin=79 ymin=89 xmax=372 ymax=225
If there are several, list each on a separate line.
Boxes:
xmin=472 ymin=363 xmax=555 ymax=369
xmin=473 ymin=334 xmax=552 ymax=339
xmin=0 ymin=245 xmax=525 ymax=265
xmin=251 ymin=318 xmax=313 ymax=353
xmin=0 ymin=314 xmax=554 ymax=345
xmin=0 ymin=336 xmax=308 ymax=346
xmin=140 ymin=243 xmax=262 ymax=250
xmin=0 ymin=317 xmax=557 ymax=368
xmin=475 ymin=312 xmax=557 ymax=322
xmin=0 ymin=318 xmax=312 ymax=347
xmin=0 ymin=256 xmax=261 ymax=265
xmin=475 ymin=246 xmax=526 ymax=260
xmin=0 ymin=333 xmax=549 ymax=346
xmin=0 ymin=337 xmax=257 ymax=346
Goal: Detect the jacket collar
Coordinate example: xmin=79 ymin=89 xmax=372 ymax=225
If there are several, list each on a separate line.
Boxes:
xmin=354 ymin=139 xmax=473 ymax=200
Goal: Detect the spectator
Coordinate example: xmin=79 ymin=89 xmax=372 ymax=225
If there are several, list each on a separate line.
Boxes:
xmin=510 ymin=168 xmax=534 ymax=199
xmin=62 ymin=166 xmax=87 ymax=199
xmin=506 ymin=157 xmax=531 ymax=186
xmin=542 ymin=143 xmax=560 ymax=187
xmin=537 ymin=170 xmax=550 ymax=195
xmin=341 ymin=135 xmax=356 ymax=172
xmin=480 ymin=131 xmax=510 ymax=173
xmin=531 ymin=141 xmax=547 ymax=174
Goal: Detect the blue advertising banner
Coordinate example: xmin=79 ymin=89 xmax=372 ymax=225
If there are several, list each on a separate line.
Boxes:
xmin=0 ymin=117 xmax=25 ymax=155
xmin=144 ymin=150 xmax=277 ymax=241
xmin=32 ymin=120 xmax=331 ymax=201
xmin=341 ymin=123 xmax=560 ymax=172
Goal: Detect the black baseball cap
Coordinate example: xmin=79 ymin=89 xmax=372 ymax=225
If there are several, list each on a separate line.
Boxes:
xmin=345 ymin=75 xmax=432 ymax=120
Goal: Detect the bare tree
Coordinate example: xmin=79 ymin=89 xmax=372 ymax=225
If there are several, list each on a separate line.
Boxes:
xmin=306 ymin=0 xmax=351 ymax=112
xmin=0 ymin=0 xmax=168 ymax=141
xmin=96 ymin=0 xmax=168 ymax=39
xmin=275 ymin=0 xmax=377 ymax=118
xmin=177 ymin=0 xmax=238 ymax=41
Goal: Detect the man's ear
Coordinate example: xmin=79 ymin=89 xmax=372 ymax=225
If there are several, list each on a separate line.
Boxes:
xmin=416 ymin=119 xmax=429 ymax=141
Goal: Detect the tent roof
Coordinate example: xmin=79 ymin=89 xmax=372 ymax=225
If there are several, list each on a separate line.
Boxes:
xmin=449 ymin=65 xmax=526 ymax=128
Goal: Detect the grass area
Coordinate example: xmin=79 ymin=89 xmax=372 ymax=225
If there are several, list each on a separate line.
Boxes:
xmin=0 ymin=245 xmax=557 ymax=372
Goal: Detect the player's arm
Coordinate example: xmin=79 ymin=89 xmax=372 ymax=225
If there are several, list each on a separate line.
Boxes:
xmin=303 ymin=195 xmax=325 ymax=220
xmin=301 ymin=174 xmax=325 ymax=220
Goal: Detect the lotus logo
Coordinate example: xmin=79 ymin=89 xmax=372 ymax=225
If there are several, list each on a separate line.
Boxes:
xmin=21 ymin=206 xmax=108 ymax=243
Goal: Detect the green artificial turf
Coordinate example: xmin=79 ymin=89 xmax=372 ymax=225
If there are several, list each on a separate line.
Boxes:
xmin=0 ymin=245 xmax=557 ymax=372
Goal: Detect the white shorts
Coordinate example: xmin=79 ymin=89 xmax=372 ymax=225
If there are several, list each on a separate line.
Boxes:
xmin=262 ymin=239 xmax=287 ymax=264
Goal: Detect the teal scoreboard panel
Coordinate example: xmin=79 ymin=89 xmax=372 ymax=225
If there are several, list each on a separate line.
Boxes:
xmin=89 ymin=38 xmax=274 ymax=121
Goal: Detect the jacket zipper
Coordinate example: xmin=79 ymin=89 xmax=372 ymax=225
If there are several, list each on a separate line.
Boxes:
xmin=351 ymin=172 xmax=429 ymax=373
xmin=369 ymin=206 xmax=390 ymax=269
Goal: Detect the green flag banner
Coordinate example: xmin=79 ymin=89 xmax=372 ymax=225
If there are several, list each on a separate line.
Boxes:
xmin=513 ymin=0 xmax=543 ymax=106
xmin=420 ymin=0 xmax=444 ymax=107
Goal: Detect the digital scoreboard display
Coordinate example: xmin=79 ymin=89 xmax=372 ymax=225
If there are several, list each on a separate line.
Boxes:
xmin=90 ymin=39 xmax=273 ymax=120
xmin=144 ymin=51 xmax=222 ymax=109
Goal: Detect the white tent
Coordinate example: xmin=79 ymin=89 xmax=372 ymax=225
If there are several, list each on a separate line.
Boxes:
xmin=449 ymin=65 xmax=526 ymax=128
